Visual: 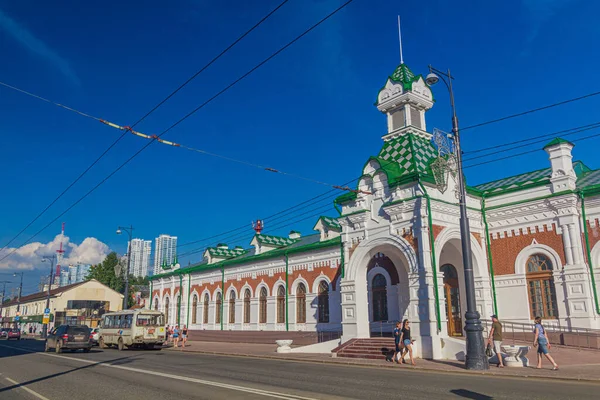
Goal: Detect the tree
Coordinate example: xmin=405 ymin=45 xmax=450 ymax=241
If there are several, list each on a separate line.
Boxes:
xmin=86 ymin=252 xmax=124 ymax=295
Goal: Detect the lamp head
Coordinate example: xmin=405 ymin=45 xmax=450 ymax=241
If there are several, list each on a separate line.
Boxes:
xmin=116 ymin=229 xmax=122 ymax=235
xmin=425 ymin=72 xmax=439 ymax=86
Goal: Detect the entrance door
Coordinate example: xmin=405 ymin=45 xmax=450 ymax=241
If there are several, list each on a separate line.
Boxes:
xmin=441 ymin=264 xmax=462 ymax=336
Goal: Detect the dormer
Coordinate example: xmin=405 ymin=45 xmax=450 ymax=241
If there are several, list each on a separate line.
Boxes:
xmin=203 ymin=244 xmax=246 ymax=264
xmin=250 ymin=234 xmax=299 ymax=255
xmin=313 ymin=216 xmax=342 ymax=241
xmin=375 ymin=63 xmax=434 ymax=141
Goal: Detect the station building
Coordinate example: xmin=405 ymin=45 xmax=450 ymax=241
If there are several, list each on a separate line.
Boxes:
xmin=150 ymin=62 xmax=600 ymax=359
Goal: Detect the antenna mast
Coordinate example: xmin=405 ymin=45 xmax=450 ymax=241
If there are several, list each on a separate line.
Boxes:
xmin=398 ymin=15 xmax=404 ymax=65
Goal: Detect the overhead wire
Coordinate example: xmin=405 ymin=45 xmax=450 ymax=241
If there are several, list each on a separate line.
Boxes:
xmin=0 ymin=0 xmax=291 ymax=255
xmin=0 ymin=0 xmax=357 ymax=265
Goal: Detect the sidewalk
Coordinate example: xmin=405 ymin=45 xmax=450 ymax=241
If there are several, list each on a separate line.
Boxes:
xmin=166 ymin=340 xmax=600 ymax=382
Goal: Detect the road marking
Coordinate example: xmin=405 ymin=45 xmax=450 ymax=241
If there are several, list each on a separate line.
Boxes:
xmin=0 ymin=344 xmax=317 ymax=400
xmin=0 ymin=374 xmax=51 ymax=400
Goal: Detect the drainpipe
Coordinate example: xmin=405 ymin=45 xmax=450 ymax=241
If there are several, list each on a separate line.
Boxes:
xmin=186 ymin=274 xmax=191 ymax=326
xmin=579 ymin=191 xmax=600 ymax=315
xmin=340 ymin=241 xmax=345 ymax=279
xmin=221 ymin=266 xmax=225 ymax=331
xmin=149 ymin=280 xmax=153 ymax=310
xmin=178 ymin=274 xmax=182 ymax=325
xmin=481 ymin=195 xmax=499 ymax=316
xmin=285 ymin=252 xmax=289 ymax=332
xmin=418 ymin=182 xmax=442 ymax=332
xmin=334 ymin=201 xmax=342 ymax=216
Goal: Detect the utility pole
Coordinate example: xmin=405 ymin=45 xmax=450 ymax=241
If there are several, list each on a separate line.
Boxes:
xmin=42 ymin=255 xmax=57 ymax=338
xmin=117 ymin=225 xmax=134 ymax=310
xmin=13 ymin=272 xmax=24 ymax=329
xmin=0 ymin=280 xmax=10 ymax=326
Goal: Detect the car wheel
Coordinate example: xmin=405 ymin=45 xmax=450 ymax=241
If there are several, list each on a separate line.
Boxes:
xmin=117 ymin=338 xmax=124 ymax=351
xmin=55 ymin=341 xmax=62 ymax=354
xmin=99 ymin=337 xmax=107 ymax=349
xmin=83 ymin=347 xmax=91 ymax=353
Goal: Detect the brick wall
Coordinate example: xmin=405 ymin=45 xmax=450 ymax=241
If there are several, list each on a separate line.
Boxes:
xmin=490 ymin=224 xmax=566 ymax=275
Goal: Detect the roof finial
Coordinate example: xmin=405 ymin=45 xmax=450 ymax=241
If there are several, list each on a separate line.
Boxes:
xmin=397 ymin=15 xmax=404 ymax=65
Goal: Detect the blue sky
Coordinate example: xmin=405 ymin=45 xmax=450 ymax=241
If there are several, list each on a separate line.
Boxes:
xmin=1 ymin=0 xmax=599 ymax=294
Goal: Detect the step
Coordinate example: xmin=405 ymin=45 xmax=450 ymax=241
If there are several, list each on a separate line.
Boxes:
xmin=337 ymin=353 xmax=387 ymax=360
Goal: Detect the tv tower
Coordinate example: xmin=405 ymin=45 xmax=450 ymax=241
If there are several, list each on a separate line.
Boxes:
xmin=54 ymin=222 xmax=66 ymax=285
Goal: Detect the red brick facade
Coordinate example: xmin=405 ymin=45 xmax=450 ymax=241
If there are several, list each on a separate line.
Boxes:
xmin=490 ymin=224 xmax=566 ymax=276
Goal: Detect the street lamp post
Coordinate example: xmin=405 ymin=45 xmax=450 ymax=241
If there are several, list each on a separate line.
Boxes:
xmin=13 ymin=272 xmax=24 ymax=330
xmin=426 ymin=66 xmax=489 ymax=370
xmin=41 ymin=255 xmax=57 ymax=338
xmin=117 ymin=225 xmax=134 ymax=310
xmin=0 ymin=280 xmax=10 ymax=325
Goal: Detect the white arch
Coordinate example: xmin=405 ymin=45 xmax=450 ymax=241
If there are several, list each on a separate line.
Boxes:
xmin=312 ymin=274 xmax=332 ymax=294
xmin=272 ymin=279 xmax=286 ymax=296
xmin=291 ymin=277 xmax=310 ymax=295
xmin=256 ymin=282 xmax=270 ymax=298
xmin=435 ymin=227 xmax=488 ymax=279
xmin=201 ymin=288 xmax=211 ymax=302
xmin=366 ymin=265 xmax=392 ymax=289
xmin=190 ymin=290 xmax=200 ymax=302
xmin=240 ymin=283 xmax=254 ymax=298
xmin=213 ymin=287 xmax=223 ymax=301
xmin=345 ymin=235 xmax=417 ymax=281
xmin=590 ymin=241 xmax=600 ymax=267
xmin=226 ymin=284 xmax=238 ymax=300
xmin=515 ymin=243 xmax=564 ymax=275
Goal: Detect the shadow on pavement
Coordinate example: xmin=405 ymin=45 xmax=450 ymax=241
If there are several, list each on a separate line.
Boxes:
xmin=450 ymin=389 xmax=493 ymax=400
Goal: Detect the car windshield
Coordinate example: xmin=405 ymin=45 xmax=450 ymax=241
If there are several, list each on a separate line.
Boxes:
xmin=136 ymin=314 xmax=164 ymax=327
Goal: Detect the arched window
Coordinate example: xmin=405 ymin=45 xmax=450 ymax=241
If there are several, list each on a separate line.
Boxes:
xmin=154 ymin=298 xmax=158 ymax=311
xmin=192 ymin=295 xmax=198 ymax=324
xmin=259 ymin=287 xmax=268 ymax=324
xmin=371 ymin=274 xmax=388 ymax=322
xmin=526 ymin=254 xmax=558 ymax=319
xmin=203 ymin=293 xmax=209 ymax=324
xmin=317 ymin=281 xmax=330 ymax=323
xmin=244 ymin=289 xmax=251 ymax=324
xmin=229 ymin=290 xmax=236 ymax=324
xmin=215 ymin=292 xmax=222 ymax=324
xmin=277 ymin=286 xmax=286 ymax=324
xmin=296 ymin=283 xmax=307 ymax=324
xmin=164 ymin=297 xmax=170 ymax=324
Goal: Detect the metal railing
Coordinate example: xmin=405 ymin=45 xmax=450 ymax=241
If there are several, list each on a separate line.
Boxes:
xmin=482 ymin=319 xmax=600 ymax=350
xmin=369 ymin=321 xmax=396 ymax=338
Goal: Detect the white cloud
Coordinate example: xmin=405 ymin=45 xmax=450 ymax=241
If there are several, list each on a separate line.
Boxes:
xmin=0 ymin=235 xmax=110 ymax=271
xmin=0 ymin=8 xmax=79 ymax=85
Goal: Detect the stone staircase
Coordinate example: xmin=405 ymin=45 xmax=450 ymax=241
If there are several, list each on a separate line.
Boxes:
xmin=333 ymin=338 xmax=396 ymax=360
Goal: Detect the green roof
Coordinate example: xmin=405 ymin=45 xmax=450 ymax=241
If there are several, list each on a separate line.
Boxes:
xmin=151 ymin=235 xmax=341 ymax=280
xmin=207 ymin=246 xmax=247 ymax=258
xmin=335 ymin=133 xmax=438 ymax=205
xmin=319 ymin=216 xmax=341 ymax=231
xmin=473 ymin=160 xmax=591 ymax=196
xmin=389 ymin=63 xmax=417 ymax=91
xmin=253 ymin=234 xmax=299 ymax=247
xmin=543 ymin=137 xmax=575 ymax=149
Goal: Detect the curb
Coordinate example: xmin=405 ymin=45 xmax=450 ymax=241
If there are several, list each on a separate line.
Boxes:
xmin=164 ymin=347 xmax=600 ymax=384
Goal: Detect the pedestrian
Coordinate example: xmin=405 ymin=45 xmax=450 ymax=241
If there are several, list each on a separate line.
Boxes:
xmin=533 ymin=316 xmax=558 ymax=370
xmin=400 ymin=319 xmax=416 ymax=366
xmin=391 ymin=321 xmax=401 ymax=364
xmin=181 ymin=325 xmax=188 ymax=350
xmin=164 ymin=325 xmax=170 ymax=345
xmin=173 ymin=324 xmax=180 ymax=348
xmin=487 ymin=315 xmax=504 ymax=368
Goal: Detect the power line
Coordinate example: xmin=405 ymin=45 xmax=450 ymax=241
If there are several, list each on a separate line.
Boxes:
xmin=0 ymin=0 xmax=290 ymax=255
xmin=462 ymin=90 xmax=600 ymax=131
xmin=0 ymin=0 xmax=357 ymax=265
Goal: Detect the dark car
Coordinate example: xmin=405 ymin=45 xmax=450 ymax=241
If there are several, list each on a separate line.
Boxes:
xmin=0 ymin=328 xmax=10 ymax=339
xmin=7 ymin=329 xmax=21 ymax=340
xmin=45 ymin=325 xmax=92 ymax=353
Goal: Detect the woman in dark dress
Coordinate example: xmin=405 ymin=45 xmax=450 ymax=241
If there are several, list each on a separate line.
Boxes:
xmin=400 ymin=319 xmax=416 ymax=366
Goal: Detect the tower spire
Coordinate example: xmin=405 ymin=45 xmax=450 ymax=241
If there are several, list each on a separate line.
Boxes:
xmin=397 ymin=15 xmax=404 ymax=65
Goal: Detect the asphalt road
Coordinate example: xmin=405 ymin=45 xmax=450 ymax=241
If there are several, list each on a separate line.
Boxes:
xmin=0 ymin=340 xmax=598 ymax=400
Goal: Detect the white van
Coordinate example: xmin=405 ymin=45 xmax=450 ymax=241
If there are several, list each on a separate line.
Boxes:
xmin=99 ymin=310 xmax=165 ymax=350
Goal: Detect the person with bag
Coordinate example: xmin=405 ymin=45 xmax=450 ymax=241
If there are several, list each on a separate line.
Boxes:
xmin=487 ymin=315 xmax=504 ymax=367
xmin=399 ymin=319 xmax=416 ymax=366
xmin=533 ymin=316 xmax=558 ymax=370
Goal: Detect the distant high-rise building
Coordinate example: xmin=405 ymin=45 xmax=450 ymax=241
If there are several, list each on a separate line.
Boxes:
xmin=153 ymin=234 xmax=178 ymax=275
xmin=128 ymin=239 xmax=152 ymax=278
xmin=57 ymin=264 xmax=92 ymax=287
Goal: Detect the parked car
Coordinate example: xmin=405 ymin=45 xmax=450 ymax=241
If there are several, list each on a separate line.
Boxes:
xmin=0 ymin=328 xmax=10 ymax=339
xmin=45 ymin=325 xmax=92 ymax=353
xmin=7 ymin=329 xmax=21 ymax=340
xmin=89 ymin=327 xmax=100 ymax=345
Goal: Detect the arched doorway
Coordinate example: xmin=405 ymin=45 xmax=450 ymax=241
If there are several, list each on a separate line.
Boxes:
xmin=371 ymin=274 xmax=388 ymax=322
xmin=526 ymin=254 xmax=558 ymax=319
xmin=441 ymin=264 xmax=462 ymax=336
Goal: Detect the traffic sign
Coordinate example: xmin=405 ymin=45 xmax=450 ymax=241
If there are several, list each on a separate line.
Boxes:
xmin=14 ymin=316 xmax=20 ymax=321
xmin=42 ymin=316 xmax=50 ymax=324
xmin=44 ymin=308 xmax=50 ymax=314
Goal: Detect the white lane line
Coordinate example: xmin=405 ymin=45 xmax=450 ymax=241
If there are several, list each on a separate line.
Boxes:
xmin=0 ymin=344 xmax=316 ymax=400
xmin=1 ymin=374 xmax=52 ymax=400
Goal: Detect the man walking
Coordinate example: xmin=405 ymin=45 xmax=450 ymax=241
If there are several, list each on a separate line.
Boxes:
xmin=488 ymin=315 xmax=504 ymax=367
